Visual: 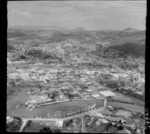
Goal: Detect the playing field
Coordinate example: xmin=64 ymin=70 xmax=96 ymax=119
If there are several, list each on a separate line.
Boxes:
xmin=7 ymin=87 xmax=30 ymax=110
xmin=7 ymin=99 xmax=104 ymax=118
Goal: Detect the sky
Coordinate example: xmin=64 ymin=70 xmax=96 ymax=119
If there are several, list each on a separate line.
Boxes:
xmin=8 ymin=1 xmax=146 ymax=30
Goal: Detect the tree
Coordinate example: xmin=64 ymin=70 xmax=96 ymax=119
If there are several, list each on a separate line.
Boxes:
xmin=118 ymin=125 xmax=124 ymax=130
xmin=26 ymin=120 xmax=32 ymax=128
xmin=53 ymin=129 xmax=62 ymax=133
xmin=39 ymin=127 xmax=52 ymax=132
xmin=65 ymin=121 xmax=70 ymax=127
xmin=6 ymin=117 xmax=22 ymax=132
xmin=69 ymin=119 xmax=73 ymax=124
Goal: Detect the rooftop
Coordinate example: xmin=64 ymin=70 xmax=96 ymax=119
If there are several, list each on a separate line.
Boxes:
xmin=99 ymin=90 xmax=116 ymax=97
xmin=92 ymin=94 xmax=100 ymax=98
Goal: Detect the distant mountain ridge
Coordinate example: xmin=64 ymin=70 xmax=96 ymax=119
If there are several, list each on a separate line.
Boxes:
xmin=72 ymin=27 xmax=86 ymax=32
xmin=123 ymin=27 xmax=139 ymax=32
xmin=8 ymin=26 xmax=144 ymax=32
xmin=8 ymin=25 xmax=69 ymax=31
xmin=8 ymin=26 xmax=145 ymax=58
xmin=8 ymin=26 xmax=145 ymax=50
xmin=108 ymin=42 xmax=145 ymax=57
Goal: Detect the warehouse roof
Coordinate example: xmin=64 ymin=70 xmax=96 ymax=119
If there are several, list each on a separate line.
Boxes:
xmin=99 ymin=90 xmax=116 ymax=97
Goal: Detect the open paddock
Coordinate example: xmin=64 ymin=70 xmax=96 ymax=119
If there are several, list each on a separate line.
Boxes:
xmin=102 ymin=79 xmax=124 ymax=89
xmin=7 ymin=86 xmax=22 ymax=98
xmin=112 ymin=92 xmax=133 ymax=103
xmin=107 ymin=101 xmax=144 ymax=114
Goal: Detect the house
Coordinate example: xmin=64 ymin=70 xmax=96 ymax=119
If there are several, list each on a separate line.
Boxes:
xmin=82 ymin=92 xmax=88 ymax=95
xmin=59 ymin=95 xmax=64 ymax=99
xmin=56 ymin=120 xmax=63 ymax=127
xmin=136 ymin=91 xmax=143 ymax=95
xmin=96 ymin=113 xmax=104 ymax=118
xmin=92 ymin=93 xmax=100 ymax=98
xmin=96 ymin=120 xmax=101 ymax=125
xmin=7 ymin=116 xmax=13 ymax=123
xmin=87 ymin=89 xmax=92 ymax=92
xmin=85 ymin=95 xmax=90 ymax=98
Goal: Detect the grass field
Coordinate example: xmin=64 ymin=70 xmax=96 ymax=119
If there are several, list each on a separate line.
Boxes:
xmin=7 ymin=87 xmax=30 ymax=114
xmin=112 ymin=92 xmax=133 ymax=103
xmin=107 ymin=101 xmax=144 ymax=114
xmin=7 ymin=86 xmax=22 ymax=98
xmin=7 ymin=98 xmax=104 ymax=118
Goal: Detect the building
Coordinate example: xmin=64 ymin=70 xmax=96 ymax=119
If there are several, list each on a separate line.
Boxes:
xmin=87 ymin=89 xmax=92 ymax=92
xmin=136 ymin=91 xmax=143 ymax=95
xmin=59 ymin=94 xmax=64 ymax=99
xmin=96 ymin=119 xmax=101 ymax=125
xmin=82 ymin=92 xmax=88 ymax=95
xmin=92 ymin=93 xmax=100 ymax=98
xmin=99 ymin=90 xmax=116 ymax=97
xmin=56 ymin=120 xmax=63 ymax=127
xmin=96 ymin=113 xmax=104 ymax=118
xmin=7 ymin=116 xmax=13 ymax=123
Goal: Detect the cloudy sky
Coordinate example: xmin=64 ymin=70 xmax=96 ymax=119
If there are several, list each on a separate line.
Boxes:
xmin=8 ymin=1 xmax=146 ymax=30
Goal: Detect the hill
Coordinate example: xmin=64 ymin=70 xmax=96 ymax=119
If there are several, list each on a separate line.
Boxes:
xmin=7 ymin=27 xmax=145 ymax=58
xmin=107 ymin=42 xmax=145 ymax=57
xmin=72 ymin=27 xmax=86 ymax=32
xmin=122 ymin=27 xmax=139 ymax=32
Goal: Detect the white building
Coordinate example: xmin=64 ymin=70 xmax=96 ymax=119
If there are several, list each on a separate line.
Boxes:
xmin=7 ymin=116 xmax=13 ymax=123
xmin=99 ymin=91 xmax=116 ymax=97
xmin=96 ymin=113 xmax=104 ymax=118
xmin=92 ymin=94 xmax=100 ymax=98
xmin=59 ymin=95 xmax=64 ymax=99
xmin=136 ymin=91 xmax=143 ymax=95
xmin=87 ymin=89 xmax=92 ymax=92
xmin=82 ymin=92 xmax=88 ymax=95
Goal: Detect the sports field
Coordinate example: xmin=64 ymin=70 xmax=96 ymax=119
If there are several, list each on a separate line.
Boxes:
xmin=7 ymin=98 xmax=104 ymax=118
xmin=7 ymin=87 xmax=30 ymax=110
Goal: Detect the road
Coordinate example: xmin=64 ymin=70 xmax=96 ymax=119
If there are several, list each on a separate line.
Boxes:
xmin=19 ymin=118 xmax=28 ymax=132
xmin=66 ymin=81 xmax=87 ymax=99
xmin=81 ymin=116 xmax=86 ymax=133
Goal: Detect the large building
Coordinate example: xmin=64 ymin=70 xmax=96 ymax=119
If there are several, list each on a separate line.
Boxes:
xmin=99 ymin=90 xmax=116 ymax=97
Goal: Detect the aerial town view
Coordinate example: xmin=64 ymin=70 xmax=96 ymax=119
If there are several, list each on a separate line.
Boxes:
xmin=7 ymin=1 xmax=146 ymax=133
